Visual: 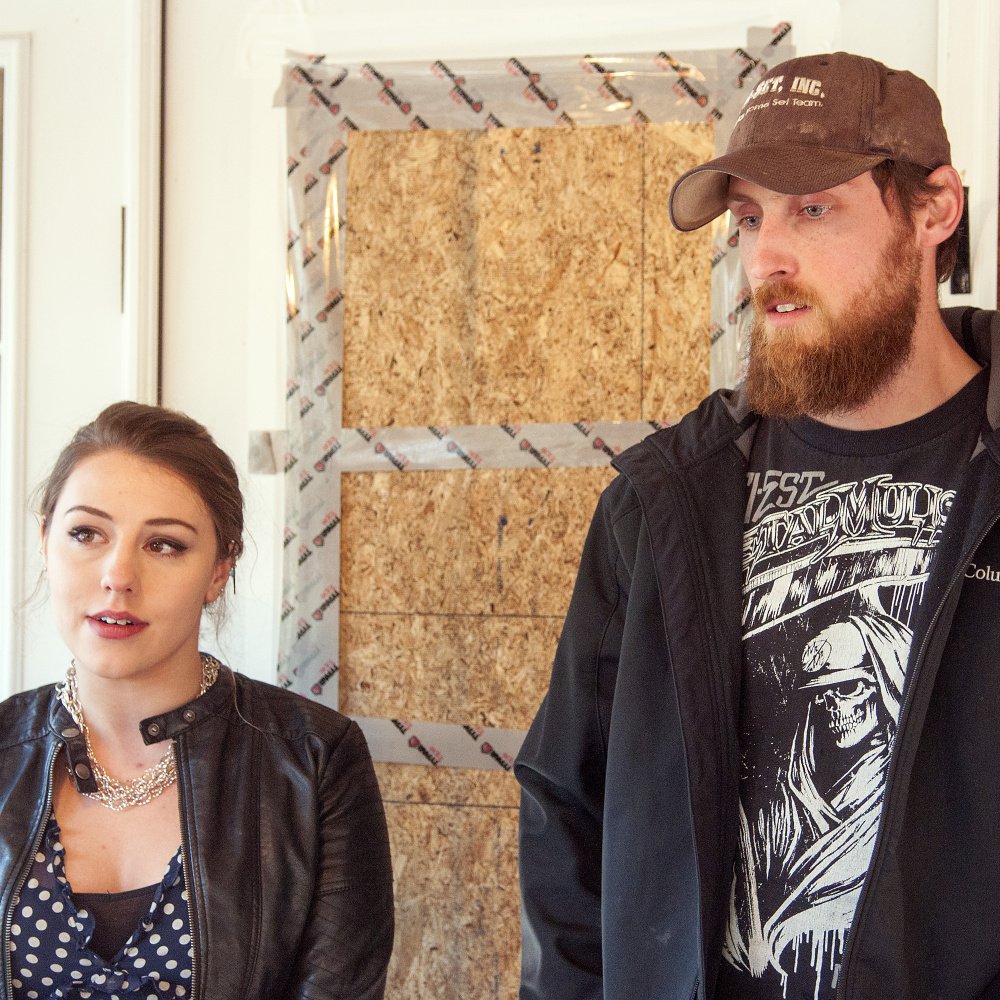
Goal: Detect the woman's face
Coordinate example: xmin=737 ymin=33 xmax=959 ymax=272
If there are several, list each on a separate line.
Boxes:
xmin=43 ymin=450 xmax=231 ymax=686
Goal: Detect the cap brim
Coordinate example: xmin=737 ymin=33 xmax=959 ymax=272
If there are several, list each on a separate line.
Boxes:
xmin=668 ymin=144 xmax=888 ymax=232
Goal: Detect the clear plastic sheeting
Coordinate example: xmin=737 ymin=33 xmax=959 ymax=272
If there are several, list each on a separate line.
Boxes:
xmin=299 ymin=421 xmax=672 ymax=474
xmin=277 ymin=26 xmax=794 ymax=767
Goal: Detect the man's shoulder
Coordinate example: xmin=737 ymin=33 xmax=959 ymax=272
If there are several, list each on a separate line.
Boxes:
xmin=595 ymin=387 xmax=753 ymax=535
xmin=617 ymin=386 xmax=753 ymax=474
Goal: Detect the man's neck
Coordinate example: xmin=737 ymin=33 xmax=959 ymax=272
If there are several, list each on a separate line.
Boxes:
xmin=809 ymin=309 xmax=982 ymax=431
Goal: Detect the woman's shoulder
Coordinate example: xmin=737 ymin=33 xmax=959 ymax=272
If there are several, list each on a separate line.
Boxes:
xmin=0 ymin=684 xmax=59 ymax=750
xmin=225 ymin=670 xmax=357 ymax=745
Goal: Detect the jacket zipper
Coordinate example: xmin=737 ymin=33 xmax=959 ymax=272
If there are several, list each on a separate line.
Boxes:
xmin=4 ymin=746 xmax=59 ymax=999
xmin=837 ymin=508 xmax=1000 ymax=998
xmin=175 ymin=738 xmax=199 ymax=1000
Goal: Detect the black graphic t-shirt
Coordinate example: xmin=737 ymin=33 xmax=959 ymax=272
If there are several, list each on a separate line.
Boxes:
xmin=717 ymin=369 xmax=988 ymax=1000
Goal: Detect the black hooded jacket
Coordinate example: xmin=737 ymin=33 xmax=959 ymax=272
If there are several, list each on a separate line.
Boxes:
xmin=516 ymin=307 xmax=1000 ymax=999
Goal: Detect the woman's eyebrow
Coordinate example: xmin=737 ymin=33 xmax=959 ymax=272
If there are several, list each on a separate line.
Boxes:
xmin=146 ymin=517 xmax=199 ymax=532
xmin=64 ymin=506 xmax=198 ymax=533
xmin=65 ymin=504 xmax=111 ymax=519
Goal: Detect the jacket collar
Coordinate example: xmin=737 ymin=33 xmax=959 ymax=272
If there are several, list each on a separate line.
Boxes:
xmin=46 ymin=659 xmax=233 ymax=794
xmin=947 ymin=305 xmax=1000 ymax=422
xmin=139 ymin=661 xmax=232 ymax=745
xmin=945 ymin=306 xmax=1000 ymax=460
xmin=46 ymin=658 xmax=233 ymax=748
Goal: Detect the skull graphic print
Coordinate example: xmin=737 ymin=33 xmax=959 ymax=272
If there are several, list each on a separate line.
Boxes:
xmin=723 ymin=470 xmax=954 ymax=998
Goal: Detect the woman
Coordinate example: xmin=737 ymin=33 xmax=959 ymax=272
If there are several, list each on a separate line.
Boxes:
xmin=0 ymin=402 xmax=393 ymax=999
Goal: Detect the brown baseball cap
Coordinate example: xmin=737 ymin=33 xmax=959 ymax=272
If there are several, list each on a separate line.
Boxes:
xmin=668 ymin=51 xmax=951 ymax=232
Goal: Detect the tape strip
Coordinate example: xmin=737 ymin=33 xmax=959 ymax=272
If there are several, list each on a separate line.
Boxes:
xmin=309 ymin=420 xmax=669 ymax=473
xmin=353 ymin=716 xmax=524 ymax=771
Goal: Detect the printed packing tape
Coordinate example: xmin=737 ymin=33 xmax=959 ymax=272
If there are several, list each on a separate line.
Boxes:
xmin=276 ymin=35 xmax=796 ymax=135
xmin=306 ymin=420 xmax=670 ymax=473
xmin=353 ymin=716 xmax=525 ymax=771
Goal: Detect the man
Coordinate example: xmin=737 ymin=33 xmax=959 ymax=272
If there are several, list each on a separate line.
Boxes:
xmin=515 ymin=51 xmax=1000 ymax=999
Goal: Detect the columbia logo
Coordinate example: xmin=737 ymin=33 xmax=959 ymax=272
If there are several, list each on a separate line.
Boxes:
xmin=966 ymin=563 xmax=1000 ymax=582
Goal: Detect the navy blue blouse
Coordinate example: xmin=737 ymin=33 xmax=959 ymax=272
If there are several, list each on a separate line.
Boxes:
xmin=9 ymin=817 xmax=193 ymax=999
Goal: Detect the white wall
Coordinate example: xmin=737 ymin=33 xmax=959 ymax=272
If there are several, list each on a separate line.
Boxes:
xmin=10 ymin=0 xmax=999 ymax=689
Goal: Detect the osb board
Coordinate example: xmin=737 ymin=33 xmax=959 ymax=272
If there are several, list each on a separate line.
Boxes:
xmin=343 ymin=122 xmax=714 ymax=427
xmin=643 ymin=122 xmax=714 ymax=417
xmin=340 ymin=466 xmax=615 ymax=617
xmin=342 ymin=611 xmax=561 ymax=727
xmin=374 ymin=760 xmax=519 ymax=808
xmin=385 ymin=799 xmax=520 ymax=1000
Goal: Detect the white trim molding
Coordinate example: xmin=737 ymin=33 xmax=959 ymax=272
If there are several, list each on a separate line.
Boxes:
xmin=0 ymin=34 xmax=31 ymax=699
xmin=121 ymin=0 xmax=162 ymax=402
xmin=937 ymin=0 xmax=1000 ymax=310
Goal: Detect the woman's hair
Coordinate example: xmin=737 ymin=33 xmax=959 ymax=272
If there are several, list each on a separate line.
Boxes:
xmin=39 ymin=401 xmax=244 ymax=565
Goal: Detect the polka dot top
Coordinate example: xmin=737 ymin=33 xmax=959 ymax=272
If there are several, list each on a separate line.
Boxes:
xmin=9 ymin=817 xmax=193 ymax=999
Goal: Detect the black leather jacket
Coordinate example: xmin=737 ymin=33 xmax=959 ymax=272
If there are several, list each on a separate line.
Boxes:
xmin=0 ymin=667 xmax=394 ymax=999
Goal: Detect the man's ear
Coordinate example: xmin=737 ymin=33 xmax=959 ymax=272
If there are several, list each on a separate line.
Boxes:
xmin=919 ymin=165 xmax=964 ymax=249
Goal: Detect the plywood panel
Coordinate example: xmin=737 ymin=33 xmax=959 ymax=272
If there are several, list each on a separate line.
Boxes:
xmin=344 ymin=122 xmax=714 ymax=427
xmin=374 ymin=761 xmax=520 ymax=808
xmin=344 ymin=128 xmax=479 ymax=426
xmin=642 ymin=122 xmax=714 ymax=419
xmin=385 ymin=798 xmax=520 ymax=1000
xmin=468 ymin=126 xmax=642 ymax=423
xmin=340 ymin=466 xmax=615 ymax=617
xmin=342 ymin=612 xmax=560 ymax=727
xmin=340 ymin=120 xmax=717 ymax=1000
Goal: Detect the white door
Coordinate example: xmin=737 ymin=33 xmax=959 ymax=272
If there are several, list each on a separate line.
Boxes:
xmin=0 ymin=0 xmax=161 ymax=697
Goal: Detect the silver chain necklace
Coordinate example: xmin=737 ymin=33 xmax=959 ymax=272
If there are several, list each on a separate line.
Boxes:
xmin=56 ymin=655 xmax=219 ymax=812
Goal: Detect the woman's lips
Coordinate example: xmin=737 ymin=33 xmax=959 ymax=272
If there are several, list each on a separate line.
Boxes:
xmin=86 ymin=614 xmax=149 ymax=640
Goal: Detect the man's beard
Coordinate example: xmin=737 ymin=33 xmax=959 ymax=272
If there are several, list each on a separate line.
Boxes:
xmin=742 ymin=233 xmax=921 ymax=420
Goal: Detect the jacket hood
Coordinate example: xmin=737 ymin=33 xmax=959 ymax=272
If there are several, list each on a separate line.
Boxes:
xmin=947 ymin=306 xmax=1000 ymax=438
